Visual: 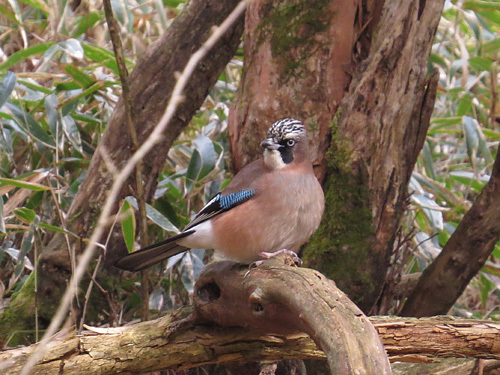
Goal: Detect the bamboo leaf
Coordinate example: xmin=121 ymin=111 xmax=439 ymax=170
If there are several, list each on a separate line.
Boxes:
xmin=14 ymin=207 xmax=36 ymax=224
xmin=0 ymin=177 xmax=50 ymax=192
xmin=0 ymin=71 xmax=16 ymax=108
xmin=4 ymin=102 xmax=55 ymax=147
xmin=0 ymin=42 xmax=55 ymax=70
xmin=121 ymin=200 xmax=136 ymax=253
xmin=125 ymin=196 xmax=179 ymax=233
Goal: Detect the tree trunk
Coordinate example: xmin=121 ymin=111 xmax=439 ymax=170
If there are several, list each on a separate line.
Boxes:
xmin=401 ymin=144 xmax=500 ymax=317
xmin=228 ymin=0 xmax=445 ymax=313
xmin=303 ymin=0 xmax=444 ymax=312
xmin=228 ymin=0 xmax=360 ymax=181
xmin=0 ymin=0 xmax=245 ymax=345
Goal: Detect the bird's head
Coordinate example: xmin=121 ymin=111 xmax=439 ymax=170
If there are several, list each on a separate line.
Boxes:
xmin=261 ymin=118 xmax=308 ymax=170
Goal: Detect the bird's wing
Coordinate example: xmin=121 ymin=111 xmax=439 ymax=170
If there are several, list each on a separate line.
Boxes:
xmin=184 ymin=189 xmax=255 ymax=231
xmin=114 ymin=230 xmax=194 ymax=272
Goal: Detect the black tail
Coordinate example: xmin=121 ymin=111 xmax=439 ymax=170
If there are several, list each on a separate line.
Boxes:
xmin=114 ymin=230 xmax=195 ymax=272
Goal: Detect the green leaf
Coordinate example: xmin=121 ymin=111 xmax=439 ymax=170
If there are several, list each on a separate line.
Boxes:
xmin=58 ymin=82 xmax=103 ymax=110
xmin=163 ymin=0 xmax=185 ymax=7
xmin=64 ymin=65 xmax=95 ymax=89
xmin=14 ymin=207 xmax=36 ymax=224
xmin=82 ymin=42 xmax=133 ymax=74
xmin=482 ymin=128 xmax=500 ymax=140
xmin=72 ymin=12 xmax=101 ymax=38
xmin=16 ymin=78 xmax=52 ymax=94
xmin=483 ymin=38 xmax=500 ymax=55
xmin=464 ymin=1 xmax=500 ymax=11
xmin=121 ymin=200 xmax=136 ymax=253
xmin=62 ymin=115 xmax=83 ymax=153
xmin=463 ymin=116 xmax=479 ymax=161
xmin=15 ymin=228 xmax=34 ymax=275
xmin=186 ymin=136 xmax=217 ymax=190
xmin=4 ymin=102 xmax=55 ymax=147
xmin=0 ymin=42 xmax=55 ymax=70
xmin=468 ymin=56 xmax=493 ymax=72
xmin=39 ymin=222 xmax=79 ymax=237
xmin=429 ymin=53 xmax=447 ymax=68
xmin=457 ymin=93 xmax=473 ymax=116
xmin=125 ymin=196 xmax=179 ymax=233
xmin=421 ymin=142 xmax=436 ymax=180
xmin=82 ymin=43 xmax=115 ymax=63
xmin=477 ymin=10 xmax=500 ymax=26
xmin=18 ymin=0 xmax=50 ymax=13
xmin=0 ymin=71 xmax=16 ymax=108
xmin=0 ymin=177 xmax=50 ymax=191
xmin=449 ymin=171 xmax=488 ymax=192
xmin=0 ymin=4 xmax=16 ymax=24
xmin=44 ymin=93 xmax=59 ymax=135
xmin=56 ymin=81 xmax=81 ymax=91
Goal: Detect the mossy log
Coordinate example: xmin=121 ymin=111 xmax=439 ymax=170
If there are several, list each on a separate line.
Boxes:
xmin=3 ymin=261 xmax=500 ymax=374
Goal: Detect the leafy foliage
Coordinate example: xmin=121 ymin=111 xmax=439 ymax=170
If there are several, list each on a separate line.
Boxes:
xmin=406 ymin=0 xmax=500 ymax=319
xmin=1 ymin=0 xmax=500 ymax=342
xmin=0 ymin=0 xmax=240 ymax=325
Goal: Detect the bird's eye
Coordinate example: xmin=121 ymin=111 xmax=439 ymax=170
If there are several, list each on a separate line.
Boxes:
xmin=286 ymin=139 xmax=295 ymax=147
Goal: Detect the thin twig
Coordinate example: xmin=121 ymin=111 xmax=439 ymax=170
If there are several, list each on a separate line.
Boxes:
xmin=103 ymin=0 xmax=151 ymax=321
xmin=20 ymin=2 xmax=248 ymax=373
xmin=490 ymin=63 xmax=497 ymax=129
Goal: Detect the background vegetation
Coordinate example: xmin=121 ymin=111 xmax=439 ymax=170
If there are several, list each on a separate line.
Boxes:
xmin=1 ymin=0 xmax=500 ymax=347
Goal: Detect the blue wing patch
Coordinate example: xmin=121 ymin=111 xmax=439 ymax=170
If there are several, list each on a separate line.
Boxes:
xmin=184 ymin=189 xmax=255 ymax=230
xmin=219 ymin=189 xmax=255 ymax=210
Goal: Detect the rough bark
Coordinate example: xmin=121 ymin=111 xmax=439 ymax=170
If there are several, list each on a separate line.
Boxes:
xmin=0 ymin=0 xmax=245 ymax=345
xmin=227 ymin=0 xmax=359 ymax=181
xmin=303 ymin=0 xmax=444 ymax=312
xmin=402 ymin=144 xmax=500 ymax=317
xmin=3 ymin=313 xmax=500 ymax=374
xmin=193 ymin=258 xmax=391 ymax=374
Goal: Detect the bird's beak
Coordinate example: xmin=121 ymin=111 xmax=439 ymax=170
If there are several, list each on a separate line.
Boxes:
xmin=261 ymin=138 xmax=280 ymax=151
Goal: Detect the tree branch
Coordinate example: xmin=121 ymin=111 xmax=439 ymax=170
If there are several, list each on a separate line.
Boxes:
xmin=2 ymin=313 xmax=500 ymax=374
xmin=402 ymin=143 xmax=500 ymax=317
xmin=3 ymin=260 xmax=500 ymax=374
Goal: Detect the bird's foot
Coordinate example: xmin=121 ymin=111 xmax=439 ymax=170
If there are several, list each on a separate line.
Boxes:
xmin=253 ymin=249 xmax=302 ymax=267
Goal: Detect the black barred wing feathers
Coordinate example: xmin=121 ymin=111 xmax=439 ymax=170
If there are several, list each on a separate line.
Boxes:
xmin=184 ymin=189 xmax=255 ymax=231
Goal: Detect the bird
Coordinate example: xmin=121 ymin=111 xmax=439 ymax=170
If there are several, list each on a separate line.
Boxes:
xmin=115 ymin=118 xmax=325 ymax=272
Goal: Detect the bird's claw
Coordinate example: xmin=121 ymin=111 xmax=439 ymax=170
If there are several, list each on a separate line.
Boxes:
xmin=254 ymin=249 xmax=302 ymax=267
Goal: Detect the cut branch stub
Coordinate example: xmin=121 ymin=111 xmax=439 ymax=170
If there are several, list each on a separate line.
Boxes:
xmin=193 ymin=257 xmax=392 ymax=375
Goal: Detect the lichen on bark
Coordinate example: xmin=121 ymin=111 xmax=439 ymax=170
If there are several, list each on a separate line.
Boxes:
xmin=302 ymin=122 xmax=376 ymax=308
xmin=256 ymin=0 xmax=332 ymax=78
xmin=0 ymin=273 xmax=37 ymax=346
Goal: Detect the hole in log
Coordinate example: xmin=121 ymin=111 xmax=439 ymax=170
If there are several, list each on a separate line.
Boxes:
xmin=252 ymin=302 xmax=264 ymax=313
xmin=196 ymin=281 xmax=221 ymax=302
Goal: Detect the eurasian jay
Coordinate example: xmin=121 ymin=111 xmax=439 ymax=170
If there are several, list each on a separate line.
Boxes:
xmin=115 ymin=118 xmax=325 ymax=272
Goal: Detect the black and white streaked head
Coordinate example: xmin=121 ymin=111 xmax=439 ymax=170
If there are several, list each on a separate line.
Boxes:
xmin=261 ymin=118 xmax=309 ymax=169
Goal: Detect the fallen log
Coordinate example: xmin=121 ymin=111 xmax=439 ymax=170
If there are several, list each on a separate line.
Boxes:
xmin=2 ymin=260 xmax=500 ymax=374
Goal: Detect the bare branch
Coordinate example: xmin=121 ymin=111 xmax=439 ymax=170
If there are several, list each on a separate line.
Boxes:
xmin=3 ymin=314 xmax=500 ymax=374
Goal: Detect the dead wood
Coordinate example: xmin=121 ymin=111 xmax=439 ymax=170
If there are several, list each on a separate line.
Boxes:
xmin=193 ymin=259 xmax=391 ymax=374
xmin=3 ymin=261 xmax=500 ymax=374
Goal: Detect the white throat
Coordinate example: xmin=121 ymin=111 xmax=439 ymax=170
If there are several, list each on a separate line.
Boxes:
xmin=263 ymin=149 xmax=286 ymax=170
